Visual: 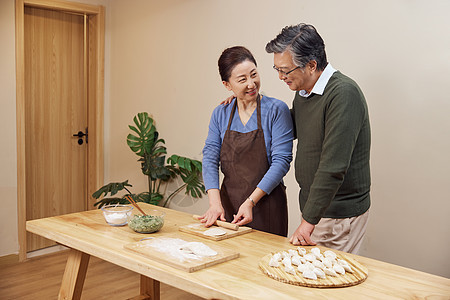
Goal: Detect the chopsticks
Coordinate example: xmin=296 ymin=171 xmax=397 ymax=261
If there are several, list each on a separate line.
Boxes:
xmin=125 ymin=195 xmax=147 ymax=216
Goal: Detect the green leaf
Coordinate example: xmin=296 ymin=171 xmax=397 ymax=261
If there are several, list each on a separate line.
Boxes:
xmin=92 ymin=180 xmax=132 ymax=199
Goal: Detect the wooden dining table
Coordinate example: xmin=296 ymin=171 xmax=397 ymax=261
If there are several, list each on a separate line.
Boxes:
xmin=26 ymin=203 xmax=450 ymax=300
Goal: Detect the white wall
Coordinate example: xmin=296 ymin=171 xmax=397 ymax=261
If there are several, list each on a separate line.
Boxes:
xmin=1 ymin=0 xmax=449 ymax=278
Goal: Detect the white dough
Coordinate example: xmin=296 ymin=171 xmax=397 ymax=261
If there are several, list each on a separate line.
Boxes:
xmin=203 ymin=227 xmax=227 ymax=237
xmin=180 ymin=242 xmax=217 ymax=257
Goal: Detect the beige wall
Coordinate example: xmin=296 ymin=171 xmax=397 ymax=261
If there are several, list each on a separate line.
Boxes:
xmin=0 ymin=0 xmax=19 ymax=256
xmin=2 ymin=0 xmax=449 ymax=278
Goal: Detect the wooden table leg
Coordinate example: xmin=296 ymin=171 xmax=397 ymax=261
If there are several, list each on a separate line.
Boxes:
xmin=58 ymin=249 xmax=90 ymax=300
xmin=127 ymin=275 xmax=160 ymax=300
xmin=141 ymin=275 xmax=160 ymax=300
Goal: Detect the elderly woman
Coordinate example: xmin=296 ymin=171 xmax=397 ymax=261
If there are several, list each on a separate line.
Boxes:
xmin=199 ymin=46 xmax=293 ymax=236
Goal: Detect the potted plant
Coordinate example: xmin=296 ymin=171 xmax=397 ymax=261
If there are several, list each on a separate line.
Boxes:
xmin=93 ymin=112 xmax=205 ymax=208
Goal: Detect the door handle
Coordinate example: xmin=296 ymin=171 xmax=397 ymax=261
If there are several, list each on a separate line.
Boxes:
xmin=73 ymin=128 xmax=88 ymax=145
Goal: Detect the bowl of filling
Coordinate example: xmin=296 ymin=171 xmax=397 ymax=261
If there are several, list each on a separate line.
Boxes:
xmin=128 ymin=210 xmax=165 ymax=233
xmin=101 ymin=204 xmax=134 ymax=226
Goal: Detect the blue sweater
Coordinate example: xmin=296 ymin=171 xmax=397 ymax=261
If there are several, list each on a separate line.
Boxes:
xmin=202 ymin=95 xmax=294 ymax=194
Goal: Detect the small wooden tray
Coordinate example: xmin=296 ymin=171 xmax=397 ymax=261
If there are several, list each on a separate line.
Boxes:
xmin=179 ymin=223 xmax=252 ymax=241
xmin=259 ymin=246 xmax=368 ymax=288
xmin=124 ymin=234 xmax=239 ymax=273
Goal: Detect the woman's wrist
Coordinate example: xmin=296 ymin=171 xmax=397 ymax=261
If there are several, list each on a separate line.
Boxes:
xmin=246 ymin=197 xmax=256 ymax=207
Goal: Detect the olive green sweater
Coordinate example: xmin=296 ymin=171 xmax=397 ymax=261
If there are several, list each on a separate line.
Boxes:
xmin=292 ymin=71 xmax=371 ymax=225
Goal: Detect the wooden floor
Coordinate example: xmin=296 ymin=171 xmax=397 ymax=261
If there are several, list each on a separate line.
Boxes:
xmin=0 ymin=250 xmax=203 ymax=300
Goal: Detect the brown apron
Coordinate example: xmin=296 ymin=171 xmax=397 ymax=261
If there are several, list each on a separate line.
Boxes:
xmin=219 ymin=95 xmax=288 ymax=236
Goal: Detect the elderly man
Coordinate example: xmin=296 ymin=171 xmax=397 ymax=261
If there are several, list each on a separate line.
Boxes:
xmin=266 ymin=23 xmax=371 ymax=254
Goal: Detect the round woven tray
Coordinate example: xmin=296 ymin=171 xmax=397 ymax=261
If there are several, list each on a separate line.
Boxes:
xmin=259 ymin=247 xmax=368 ymax=288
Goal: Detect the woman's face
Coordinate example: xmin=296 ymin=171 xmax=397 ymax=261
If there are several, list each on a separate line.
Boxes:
xmin=223 ymin=60 xmax=260 ymax=102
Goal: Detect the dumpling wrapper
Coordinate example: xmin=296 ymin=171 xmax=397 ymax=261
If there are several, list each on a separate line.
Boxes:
xmin=180 ymin=242 xmax=217 ymax=257
xmin=203 ymin=227 xmax=227 ymax=237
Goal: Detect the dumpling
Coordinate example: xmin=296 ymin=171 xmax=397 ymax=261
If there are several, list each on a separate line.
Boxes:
xmin=337 ymin=259 xmax=353 ymax=273
xmin=304 ymin=253 xmax=316 ymax=262
xmin=297 ymin=263 xmax=307 ymax=273
xmin=313 ymin=267 xmax=326 ymax=279
xmin=333 ymin=264 xmax=345 ymax=275
xmin=311 ymin=247 xmax=321 ymax=258
xmin=285 ymin=264 xmax=296 ymax=275
xmin=324 ymin=250 xmax=337 ymax=260
xmin=324 ymin=267 xmax=338 ymax=277
xmin=282 ymin=256 xmax=292 ymax=267
xmin=291 ymin=255 xmax=302 ymax=266
xmin=288 ymin=249 xmax=297 ymax=257
xmin=312 ymin=260 xmax=325 ymax=270
xmin=322 ymin=257 xmax=333 ymax=268
xmin=269 ymin=256 xmax=280 ymax=267
xmin=297 ymin=247 xmax=307 ymax=256
xmin=272 ymin=252 xmax=281 ymax=262
xmin=302 ymin=269 xmax=317 ymax=280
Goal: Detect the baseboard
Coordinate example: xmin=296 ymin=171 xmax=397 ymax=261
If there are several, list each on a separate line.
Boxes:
xmin=0 ymin=254 xmax=20 ymax=266
xmin=27 ymin=244 xmax=68 ymax=259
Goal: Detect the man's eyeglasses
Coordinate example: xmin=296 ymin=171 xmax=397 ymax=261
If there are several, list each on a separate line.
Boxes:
xmin=273 ymin=65 xmax=301 ymax=76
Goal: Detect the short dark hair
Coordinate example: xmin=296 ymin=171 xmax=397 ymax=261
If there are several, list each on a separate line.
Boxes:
xmin=218 ymin=46 xmax=257 ymax=82
xmin=265 ymin=23 xmax=327 ymax=71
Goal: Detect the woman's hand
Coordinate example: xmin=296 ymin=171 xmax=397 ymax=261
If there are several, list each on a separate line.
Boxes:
xmin=199 ymin=189 xmax=226 ymax=227
xmin=231 ymin=198 xmax=253 ymax=226
xmin=199 ymin=204 xmax=226 ymax=227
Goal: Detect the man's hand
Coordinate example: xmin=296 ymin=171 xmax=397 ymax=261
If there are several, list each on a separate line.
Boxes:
xmin=289 ymin=218 xmax=317 ymax=246
xmin=220 ymin=95 xmax=235 ymax=105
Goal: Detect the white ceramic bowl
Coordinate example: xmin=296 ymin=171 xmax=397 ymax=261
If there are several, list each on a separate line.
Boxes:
xmin=101 ymin=204 xmax=133 ymax=226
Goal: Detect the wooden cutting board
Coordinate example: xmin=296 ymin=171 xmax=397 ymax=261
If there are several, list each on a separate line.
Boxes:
xmin=178 ymin=222 xmax=252 ymax=241
xmin=124 ymin=234 xmax=239 ymax=272
xmin=259 ymin=246 xmax=368 ymax=288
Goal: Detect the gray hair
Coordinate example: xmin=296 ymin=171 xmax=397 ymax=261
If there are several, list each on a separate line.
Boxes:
xmin=266 ymin=23 xmax=327 ymax=71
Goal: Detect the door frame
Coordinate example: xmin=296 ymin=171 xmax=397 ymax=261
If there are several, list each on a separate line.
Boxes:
xmin=15 ymin=0 xmax=105 ymax=261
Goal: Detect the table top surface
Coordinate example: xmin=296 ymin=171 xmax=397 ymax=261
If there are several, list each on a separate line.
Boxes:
xmin=26 ymin=203 xmax=450 ymax=300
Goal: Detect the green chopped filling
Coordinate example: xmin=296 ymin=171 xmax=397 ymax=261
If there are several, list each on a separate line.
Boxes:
xmin=129 ymin=215 xmax=164 ymax=233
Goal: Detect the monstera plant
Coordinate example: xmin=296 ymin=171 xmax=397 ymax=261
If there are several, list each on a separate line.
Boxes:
xmin=93 ymin=112 xmax=205 ymax=208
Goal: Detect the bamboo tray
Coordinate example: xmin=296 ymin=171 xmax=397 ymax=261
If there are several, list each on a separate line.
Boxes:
xmin=259 ymin=247 xmax=368 ymax=288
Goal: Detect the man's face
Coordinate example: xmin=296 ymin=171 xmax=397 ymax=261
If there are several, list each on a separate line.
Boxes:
xmin=273 ymin=51 xmax=312 ymax=92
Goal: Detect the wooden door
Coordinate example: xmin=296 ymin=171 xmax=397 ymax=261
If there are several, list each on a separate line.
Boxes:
xmin=24 ymin=7 xmax=87 ymax=251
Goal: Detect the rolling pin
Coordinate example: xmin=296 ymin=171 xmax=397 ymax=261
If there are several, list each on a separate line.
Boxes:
xmin=192 ymin=214 xmax=239 ymax=231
